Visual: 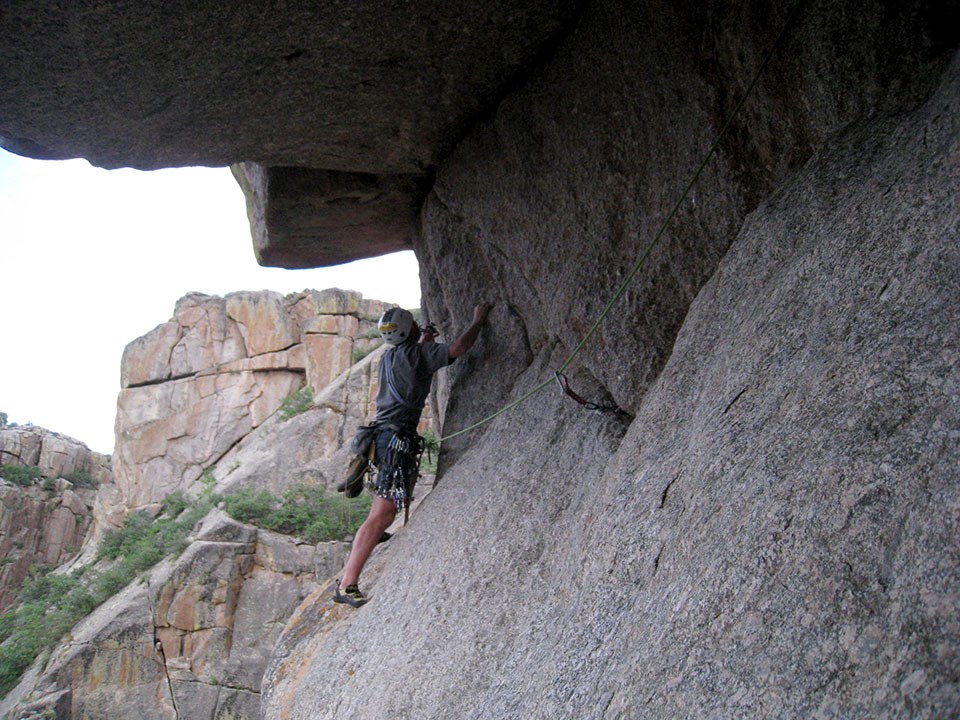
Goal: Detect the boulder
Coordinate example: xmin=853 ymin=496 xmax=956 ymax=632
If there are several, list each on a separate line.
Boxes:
xmin=114 ymin=367 xmax=305 ymax=507
xmin=0 ymin=483 xmax=98 ymax=613
xmin=225 ymin=291 xmax=299 ymax=357
xmin=233 ymin=164 xmax=432 ymax=267
xmin=0 ymin=1 xmax=957 ymax=718
xmin=0 ymin=429 xmax=42 ymax=467
xmin=0 ymin=2 xmax=580 ymax=173
xmin=0 ymin=426 xmax=110 ymax=485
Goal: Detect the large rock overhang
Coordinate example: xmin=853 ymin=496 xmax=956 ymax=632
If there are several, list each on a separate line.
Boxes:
xmin=0 ymin=0 xmax=582 ymax=268
xmin=230 ymin=164 xmax=433 ymax=268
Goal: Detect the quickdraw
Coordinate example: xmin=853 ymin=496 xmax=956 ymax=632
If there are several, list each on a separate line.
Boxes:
xmin=554 ymin=371 xmax=625 ymax=415
xmin=375 ymin=430 xmax=425 ymax=517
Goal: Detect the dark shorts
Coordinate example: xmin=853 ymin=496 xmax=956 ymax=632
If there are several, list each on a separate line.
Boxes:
xmin=367 ymin=429 xmax=423 ymax=510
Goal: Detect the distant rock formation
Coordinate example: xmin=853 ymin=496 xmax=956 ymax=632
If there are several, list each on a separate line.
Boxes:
xmin=112 ymin=288 xmax=387 ymax=513
xmin=205 ymin=342 xmax=386 ymax=499
xmin=0 ymin=288 xmax=419 ymax=718
xmin=0 ymin=426 xmax=111 ymax=613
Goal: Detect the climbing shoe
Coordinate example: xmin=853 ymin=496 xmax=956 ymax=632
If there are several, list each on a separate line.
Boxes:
xmin=336 ymin=455 xmax=368 ymax=498
xmin=333 ymin=580 xmax=367 ymax=608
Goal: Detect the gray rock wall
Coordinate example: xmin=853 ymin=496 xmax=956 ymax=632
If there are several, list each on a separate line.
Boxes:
xmin=262 ymin=2 xmax=959 ymax=719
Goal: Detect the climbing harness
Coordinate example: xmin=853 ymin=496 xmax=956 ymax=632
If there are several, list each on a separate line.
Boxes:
xmin=439 ymin=1 xmax=804 ymax=443
xmin=340 ymin=345 xmax=434 ymax=524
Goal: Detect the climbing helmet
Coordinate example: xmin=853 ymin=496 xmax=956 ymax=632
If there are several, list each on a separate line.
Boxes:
xmin=377 ymin=307 xmax=416 ymax=345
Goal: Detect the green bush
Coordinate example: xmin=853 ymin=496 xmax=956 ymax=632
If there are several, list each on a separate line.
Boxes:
xmin=0 ymin=464 xmax=43 ymax=487
xmin=222 ymin=488 xmax=275 ymax=524
xmin=64 ymin=469 xmax=98 ymax=489
xmin=421 ymin=429 xmax=440 ymax=454
xmin=0 ymin=638 xmax=36 ymax=694
xmin=223 ymin=484 xmax=369 ymax=543
xmin=161 ymin=491 xmax=189 ymax=519
xmin=96 ymin=511 xmax=154 ymax=562
xmin=92 ymin=564 xmax=136 ymax=599
xmin=420 ymin=430 xmax=440 ymax=474
xmin=0 ymin=570 xmax=89 ymax=695
xmin=278 ymin=386 xmax=314 ymax=420
xmin=97 ymin=489 xmax=217 ymax=569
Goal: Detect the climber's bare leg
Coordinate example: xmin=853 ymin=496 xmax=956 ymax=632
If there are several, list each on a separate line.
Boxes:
xmin=340 ymin=495 xmax=397 ymax=588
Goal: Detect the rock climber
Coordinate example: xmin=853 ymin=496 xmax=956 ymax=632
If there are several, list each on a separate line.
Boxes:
xmin=334 ymin=301 xmax=493 ymax=607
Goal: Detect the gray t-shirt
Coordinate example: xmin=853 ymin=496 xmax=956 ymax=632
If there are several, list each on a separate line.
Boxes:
xmin=373 ymin=341 xmax=453 ymax=429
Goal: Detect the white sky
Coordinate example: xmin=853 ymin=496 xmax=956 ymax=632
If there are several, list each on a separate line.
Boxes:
xmin=0 ymin=148 xmax=421 ymax=455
